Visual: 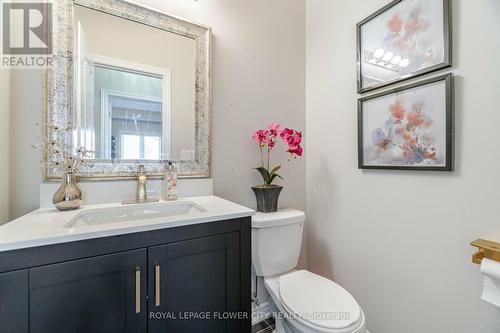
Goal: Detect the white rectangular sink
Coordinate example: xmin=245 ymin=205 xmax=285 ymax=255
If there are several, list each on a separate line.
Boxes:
xmin=65 ymin=201 xmax=206 ymax=228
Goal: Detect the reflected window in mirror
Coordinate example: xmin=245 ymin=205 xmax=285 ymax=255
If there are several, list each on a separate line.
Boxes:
xmin=73 ymin=4 xmax=196 ymax=162
xmin=77 ymin=61 xmax=168 ymax=160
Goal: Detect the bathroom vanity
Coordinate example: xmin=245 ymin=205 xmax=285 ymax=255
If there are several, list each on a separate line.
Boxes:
xmin=0 ymin=196 xmax=254 ymax=333
xmin=0 ymin=0 xmax=249 ymax=331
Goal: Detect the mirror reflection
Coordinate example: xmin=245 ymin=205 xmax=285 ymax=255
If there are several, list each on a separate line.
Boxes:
xmin=92 ymin=65 xmax=164 ymax=160
xmin=73 ymin=5 xmax=196 ymax=161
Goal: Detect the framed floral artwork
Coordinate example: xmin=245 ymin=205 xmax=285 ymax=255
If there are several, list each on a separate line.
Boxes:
xmin=357 ymin=0 xmax=452 ymax=93
xmin=358 ymin=73 xmax=453 ymax=171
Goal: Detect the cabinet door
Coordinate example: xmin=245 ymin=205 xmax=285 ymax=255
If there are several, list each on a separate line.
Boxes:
xmin=0 ymin=270 xmax=29 ymax=333
xmin=29 ymin=249 xmax=147 ymax=333
xmin=148 ymin=233 xmax=240 ymax=333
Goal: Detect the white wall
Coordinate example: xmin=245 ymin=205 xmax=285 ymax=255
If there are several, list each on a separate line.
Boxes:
xmin=306 ymin=1 xmax=500 ymax=332
xmin=131 ymin=0 xmax=306 ymax=212
xmin=9 ymin=70 xmax=43 ymax=219
xmin=0 ymin=69 xmax=10 ymax=224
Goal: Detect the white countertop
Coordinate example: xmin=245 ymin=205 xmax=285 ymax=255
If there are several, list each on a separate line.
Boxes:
xmin=0 ymin=196 xmax=254 ymax=252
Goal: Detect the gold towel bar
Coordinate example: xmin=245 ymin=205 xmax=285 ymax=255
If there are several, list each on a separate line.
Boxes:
xmin=471 ymin=239 xmax=500 ymax=265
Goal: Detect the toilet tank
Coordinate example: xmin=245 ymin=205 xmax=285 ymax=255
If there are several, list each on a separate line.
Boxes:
xmin=251 ymin=209 xmax=305 ymax=277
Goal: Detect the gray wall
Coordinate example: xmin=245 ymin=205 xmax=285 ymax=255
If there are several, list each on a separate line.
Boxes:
xmin=306 ymin=0 xmax=500 ymax=332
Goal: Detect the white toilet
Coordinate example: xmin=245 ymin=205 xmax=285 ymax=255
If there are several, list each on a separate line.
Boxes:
xmin=252 ymin=209 xmax=366 ymax=333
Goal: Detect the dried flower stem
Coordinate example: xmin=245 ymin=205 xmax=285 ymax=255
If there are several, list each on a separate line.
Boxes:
xmin=33 ymin=123 xmax=93 ymax=175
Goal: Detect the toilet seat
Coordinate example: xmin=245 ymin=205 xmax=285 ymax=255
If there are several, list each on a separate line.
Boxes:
xmin=278 ymin=270 xmax=361 ymax=331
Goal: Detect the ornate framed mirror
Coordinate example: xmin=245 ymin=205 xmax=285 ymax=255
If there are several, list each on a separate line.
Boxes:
xmin=45 ymin=0 xmax=211 ymax=179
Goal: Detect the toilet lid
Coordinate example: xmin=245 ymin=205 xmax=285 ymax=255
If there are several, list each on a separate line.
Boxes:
xmin=279 ymin=270 xmax=361 ymax=330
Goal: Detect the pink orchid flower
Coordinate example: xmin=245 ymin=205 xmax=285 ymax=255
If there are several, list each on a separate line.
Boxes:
xmin=253 ymin=130 xmax=268 ymax=146
xmin=268 ymin=123 xmax=281 ymax=138
xmin=281 ymin=128 xmax=302 ymax=146
xmin=288 ymin=145 xmax=303 ymax=157
xmin=291 ymin=131 xmax=302 ymax=146
xmin=280 ymin=128 xmax=293 ymax=142
xmin=253 ymin=124 xmax=303 ymax=186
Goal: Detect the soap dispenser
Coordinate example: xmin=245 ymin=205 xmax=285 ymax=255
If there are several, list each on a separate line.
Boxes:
xmin=163 ymin=161 xmax=178 ymax=201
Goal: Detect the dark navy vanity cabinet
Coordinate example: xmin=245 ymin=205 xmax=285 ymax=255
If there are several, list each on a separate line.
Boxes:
xmin=0 ymin=217 xmax=251 ymax=333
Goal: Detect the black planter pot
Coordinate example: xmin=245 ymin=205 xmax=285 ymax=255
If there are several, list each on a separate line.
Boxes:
xmin=252 ymin=185 xmax=283 ymax=213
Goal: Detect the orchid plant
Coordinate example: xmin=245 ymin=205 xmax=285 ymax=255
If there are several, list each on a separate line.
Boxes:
xmin=252 ymin=123 xmax=303 ymax=186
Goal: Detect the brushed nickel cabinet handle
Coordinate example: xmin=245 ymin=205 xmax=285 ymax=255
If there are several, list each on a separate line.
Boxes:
xmin=135 ymin=267 xmax=141 ymax=314
xmin=155 ymin=263 xmax=161 ymax=307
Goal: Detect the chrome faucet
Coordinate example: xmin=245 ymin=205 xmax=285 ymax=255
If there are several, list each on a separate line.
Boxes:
xmin=122 ymin=164 xmax=159 ymax=205
xmin=136 ymin=164 xmax=148 ymax=202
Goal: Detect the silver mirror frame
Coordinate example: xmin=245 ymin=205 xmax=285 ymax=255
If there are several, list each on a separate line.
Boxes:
xmin=44 ymin=0 xmax=211 ymax=180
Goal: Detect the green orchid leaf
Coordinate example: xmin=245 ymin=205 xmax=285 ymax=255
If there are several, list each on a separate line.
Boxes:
xmin=269 ymin=173 xmax=284 ymax=184
xmin=254 ymin=167 xmax=271 ymax=185
xmin=270 ymin=165 xmax=281 ymax=176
